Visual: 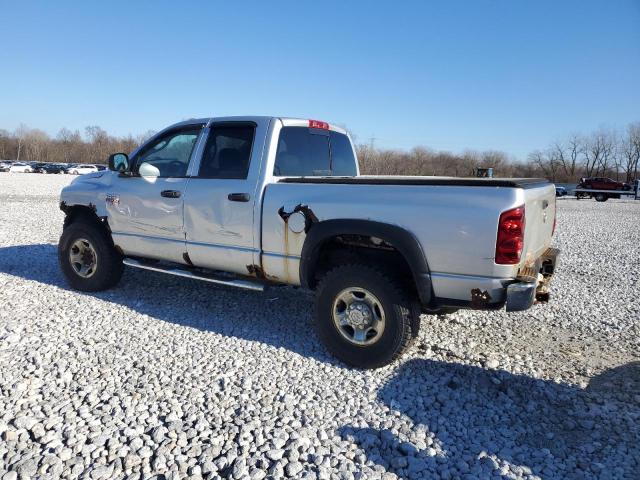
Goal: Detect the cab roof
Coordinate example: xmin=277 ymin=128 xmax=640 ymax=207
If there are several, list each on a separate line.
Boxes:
xmin=166 ymin=116 xmax=348 ymax=135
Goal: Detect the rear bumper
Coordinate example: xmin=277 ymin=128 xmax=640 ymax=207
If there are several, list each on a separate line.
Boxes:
xmin=505 ymin=247 xmax=560 ymax=312
xmin=427 ymin=247 xmax=560 ymax=313
xmin=505 ymin=281 xmax=537 ymax=311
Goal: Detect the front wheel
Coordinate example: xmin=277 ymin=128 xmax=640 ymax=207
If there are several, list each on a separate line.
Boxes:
xmin=58 ymin=220 xmax=124 ymax=291
xmin=315 ymin=265 xmax=418 ymax=369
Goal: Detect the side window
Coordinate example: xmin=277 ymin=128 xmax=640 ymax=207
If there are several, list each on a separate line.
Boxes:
xmin=274 ymin=127 xmax=330 ymax=176
xmin=198 ymin=125 xmax=255 ymax=179
xmin=134 ymin=127 xmax=201 ymax=177
xmin=329 ymin=131 xmax=357 ymax=176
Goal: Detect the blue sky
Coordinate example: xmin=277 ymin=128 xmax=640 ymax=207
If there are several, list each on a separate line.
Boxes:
xmin=1 ymin=0 xmax=638 ymax=159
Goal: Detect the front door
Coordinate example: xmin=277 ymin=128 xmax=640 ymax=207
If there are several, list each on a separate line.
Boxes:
xmin=183 ymin=122 xmax=261 ymax=275
xmin=107 ymin=125 xmax=204 ymax=264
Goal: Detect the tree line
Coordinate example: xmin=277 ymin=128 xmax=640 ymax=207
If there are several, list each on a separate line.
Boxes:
xmin=357 ymin=122 xmax=639 ymax=183
xmin=1 ymin=121 xmax=638 ymax=182
xmin=0 ymin=124 xmax=155 ymax=166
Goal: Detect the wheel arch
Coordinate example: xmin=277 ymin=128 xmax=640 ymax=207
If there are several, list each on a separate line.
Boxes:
xmin=60 ymin=202 xmax=114 ymax=240
xmin=299 ymin=219 xmax=433 ymax=306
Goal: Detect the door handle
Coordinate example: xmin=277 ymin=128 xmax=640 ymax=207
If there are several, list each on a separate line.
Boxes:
xmin=228 ymin=193 xmax=250 ymax=202
xmin=161 ymin=190 xmax=181 ymax=198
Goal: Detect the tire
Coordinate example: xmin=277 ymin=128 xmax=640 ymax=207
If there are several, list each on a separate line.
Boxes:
xmin=58 ymin=220 xmax=123 ymax=291
xmin=595 ymin=193 xmax=608 ymax=202
xmin=314 ymin=264 xmax=418 ymax=369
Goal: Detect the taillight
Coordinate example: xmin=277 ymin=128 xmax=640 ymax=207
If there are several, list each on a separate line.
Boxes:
xmin=309 ymin=119 xmax=329 ymax=130
xmin=495 ymin=206 xmax=525 ymax=264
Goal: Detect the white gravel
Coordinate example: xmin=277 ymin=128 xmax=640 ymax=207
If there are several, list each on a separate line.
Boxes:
xmin=0 ymin=173 xmax=638 ymax=480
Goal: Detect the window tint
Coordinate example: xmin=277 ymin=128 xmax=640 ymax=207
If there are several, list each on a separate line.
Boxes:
xmin=274 ymin=127 xmax=356 ymax=177
xmin=135 ymin=128 xmax=201 ymax=177
xmin=198 ymin=125 xmax=255 ymax=179
xmin=330 ymin=131 xmax=357 ymax=176
xmin=274 ymin=127 xmax=331 ymax=176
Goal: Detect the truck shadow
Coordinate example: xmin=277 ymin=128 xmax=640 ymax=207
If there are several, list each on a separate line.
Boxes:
xmin=340 ymin=358 xmax=639 ymax=479
xmin=0 ymin=243 xmax=332 ymax=364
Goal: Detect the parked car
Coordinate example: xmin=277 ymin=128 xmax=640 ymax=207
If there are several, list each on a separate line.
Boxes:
xmin=9 ymin=162 xmax=33 ymax=173
xmin=68 ymin=164 xmax=98 ymax=175
xmin=30 ymin=162 xmax=49 ymax=173
xmin=555 ymin=186 xmax=568 ymax=197
xmin=42 ymin=163 xmax=67 ymax=174
xmin=577 ymin=177 xmax=631 ymax=191
xmin=0 ymin=161 xmax=14 ymax=172
xmin=95 ymin=164 xmax=107 ymax=171
xmin=58 ymin=116 xmax=559 ymax=368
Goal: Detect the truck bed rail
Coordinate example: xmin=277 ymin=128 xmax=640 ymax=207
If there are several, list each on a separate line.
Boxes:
xmin=279 ymin=176 xmax=549 ymax=188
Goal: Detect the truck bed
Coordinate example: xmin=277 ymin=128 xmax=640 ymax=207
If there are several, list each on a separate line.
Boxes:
xmin=279 ymin=176 xmax=549 ymax=188
xmin=262 ymin=177 xmax=556 ymax=304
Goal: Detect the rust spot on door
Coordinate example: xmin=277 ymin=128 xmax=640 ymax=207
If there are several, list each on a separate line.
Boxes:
xmin=246 ymin=264 xmax=266 ymax=279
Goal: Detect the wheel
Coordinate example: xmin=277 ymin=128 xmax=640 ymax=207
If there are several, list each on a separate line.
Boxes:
xmin=58 ymin=220 xmax=123 ymax=291
xmin=314 ymin=264 xmax=418 ymax=369
xmin=594 ymin=193 xmax=608 ymax=202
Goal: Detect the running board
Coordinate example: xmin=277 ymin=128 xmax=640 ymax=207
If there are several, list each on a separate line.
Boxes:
xmin=122 ymin=258 xmax=265 ymax=292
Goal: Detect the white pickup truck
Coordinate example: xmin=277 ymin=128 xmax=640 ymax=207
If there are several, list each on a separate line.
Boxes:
xmin=58 ymin=116 xmax=559 ymax=368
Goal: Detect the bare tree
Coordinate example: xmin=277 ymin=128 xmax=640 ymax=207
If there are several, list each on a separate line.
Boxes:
xmin=529 ymin=149 xmax=559 ymax=181
xmin=0 ymin=129 xmax=11 ymax=159
xmin=24 ymin=129 xmax=50 ymax=162
xmin=620 ymin=123 xmax=640 ymax=182
xmin=57 ymin=128 xmax=81 ymax=163
xmin=551 ymin=134 xmax=582 ymax=182
xmin=582 ymin=130 xmax=615 ymax=177
xmin=14 ymin=123 xmax=29 ymax=161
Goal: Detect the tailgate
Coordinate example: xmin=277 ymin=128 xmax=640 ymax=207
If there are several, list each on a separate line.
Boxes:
xmin=521 ymin=183 xmax=556 ymax=266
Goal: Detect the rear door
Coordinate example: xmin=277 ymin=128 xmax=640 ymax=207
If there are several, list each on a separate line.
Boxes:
xmin=183 ymin=121 xmax=265 ymax=275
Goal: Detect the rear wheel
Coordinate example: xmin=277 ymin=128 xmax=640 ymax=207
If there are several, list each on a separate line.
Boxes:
xmin=314 ymin=265 xmax=418 ymax=369
xmin=58 ymin=220 xmax=123 ymax=291
xmin=595 ymin=193 xmax=609 ymax=202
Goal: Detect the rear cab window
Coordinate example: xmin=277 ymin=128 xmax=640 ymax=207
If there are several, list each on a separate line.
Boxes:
xmin=274 ymin=127 xmax=357 ymax=177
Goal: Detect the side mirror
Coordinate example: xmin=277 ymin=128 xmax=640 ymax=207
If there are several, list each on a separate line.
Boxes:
xmin=108 ymin=153 xmax=129 ymax=172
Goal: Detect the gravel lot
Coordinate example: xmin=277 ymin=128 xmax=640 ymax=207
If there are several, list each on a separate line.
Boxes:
xmin=1 ymin=173 xmax=638 ymax=480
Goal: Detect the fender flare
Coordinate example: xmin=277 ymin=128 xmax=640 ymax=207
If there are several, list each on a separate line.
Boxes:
xmin=299 ymin=219 xmax=433 ymax=306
